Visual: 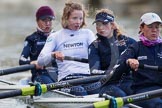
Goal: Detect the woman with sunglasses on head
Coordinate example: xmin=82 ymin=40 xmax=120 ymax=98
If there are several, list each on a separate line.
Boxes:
xmin=88 ymin=9 xmax=136 ymax=97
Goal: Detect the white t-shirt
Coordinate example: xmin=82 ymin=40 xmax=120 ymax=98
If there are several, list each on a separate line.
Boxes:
xmin=38 ymin=28 xmax=96 ymax=81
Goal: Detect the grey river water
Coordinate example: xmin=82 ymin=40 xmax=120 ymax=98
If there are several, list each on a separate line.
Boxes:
xmin=0 ymin=1 xmax=141 ymax=108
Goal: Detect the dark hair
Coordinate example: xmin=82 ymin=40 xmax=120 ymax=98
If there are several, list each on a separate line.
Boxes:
xmin=139 ymin=23 xmax=145 ymax=34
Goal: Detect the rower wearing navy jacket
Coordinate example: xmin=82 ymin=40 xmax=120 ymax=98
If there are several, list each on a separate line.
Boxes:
xmin=19 ymin=6 xmax=57 ymax=84
xmin=109 ymin=12 xmax=162 ymax=108
xmin=88 ymin=9 xmax=136 ymax=97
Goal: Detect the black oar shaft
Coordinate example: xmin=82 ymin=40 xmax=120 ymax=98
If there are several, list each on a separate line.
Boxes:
xmin=0 ymin=90 xmax=22 ymax=99
xmin=46 ymin=75 xmax=105 ymax=90
xmin=82 ymin=89 xmax=162 ymax=108
xmin=0 ymin=79 xmax=15 ymax=85
xmin=139 ymin=64 xmax=162 ymax=72
xmin=0 ymin=64 xmax=35 ymax=76
xmin=123 ymin=88 xmax=162 ymax=104
xmin=64 ymin=56 xmax=88 ymax=63
xmin=0 ymin=75 xmax=104 ymax=99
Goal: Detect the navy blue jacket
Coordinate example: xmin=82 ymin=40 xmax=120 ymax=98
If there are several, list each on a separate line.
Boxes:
xmin=19 ymin=30 xmax=57 ymax=81
xmin=113 ymin=41 xmax=162 ymax=90
xmin=88 ymin=30 xmax=136 ymax=72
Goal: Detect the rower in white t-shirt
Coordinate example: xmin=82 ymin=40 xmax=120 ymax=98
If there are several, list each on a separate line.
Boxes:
xmin=38 ymin=2 xmax=96 ymax=96
xmin=38 ymin=28 xmax=95 ymax=81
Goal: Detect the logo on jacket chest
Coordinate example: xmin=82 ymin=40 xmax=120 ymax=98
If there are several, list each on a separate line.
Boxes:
xmin=115 ymin=39 xmax=126 ymax=46
xmin=157 ymin=52 xmax=162 ymax=58
xmin=37 ymin=41 xmax=46 ymax=45
xmin=63 ymin=42 xmax=83 ymax=49
xmin=138 ymin=56 xmax=147 ymax=60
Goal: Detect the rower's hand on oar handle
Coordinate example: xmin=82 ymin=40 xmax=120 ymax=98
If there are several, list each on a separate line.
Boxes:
xmin=126 ymin=59 xmax=139 ymax=71
xmin=51 ymin=51 xmax=64 ymax=62
xmin=30 ymin=61 xmax=43 ymax=69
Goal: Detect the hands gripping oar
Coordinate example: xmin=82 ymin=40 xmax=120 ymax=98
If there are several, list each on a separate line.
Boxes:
xmin=0 ymin=63 xmax=117 ymax=99
xmin=81 ymin=63 xmax=162 ymax=108
xmin=0 ymin=56 xmax=88 ymax=76
xmin=0 ymin=63 xmax=161 ymax=100
xmin=98 ymin=63 xmax=162 ymax=87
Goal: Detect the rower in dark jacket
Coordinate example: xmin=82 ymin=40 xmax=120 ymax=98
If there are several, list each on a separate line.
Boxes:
xmin=19 ymin=6 xmax=57 ymax=84
xmin=89 ymin=31 xmax=136 ymax=71
xmin=88 ymin=9 xmax=136 ymax=97
xmin=110 ymin=12 xmax=162 ymax=108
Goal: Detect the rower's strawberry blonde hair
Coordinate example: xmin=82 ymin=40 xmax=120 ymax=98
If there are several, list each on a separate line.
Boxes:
xmin=96 ymin=9 xmax=125 ymax=37
xmin=61 ymin=2 xmax=87 ymax=29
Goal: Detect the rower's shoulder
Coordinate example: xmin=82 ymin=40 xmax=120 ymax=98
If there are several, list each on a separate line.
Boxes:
xmin=79 ymin=28 xmax=94 ymax=34
xmin=25 ymin=32 xmax=38 ymax=42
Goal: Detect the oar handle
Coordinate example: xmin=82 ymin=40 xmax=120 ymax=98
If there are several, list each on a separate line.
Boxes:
xmin=64 ymin=56 xmax=88 ymax=63
xmin=0 ymin=64 xmax=35 ymax=76
xmin=139 ymin=64 xmax=162 ymax=72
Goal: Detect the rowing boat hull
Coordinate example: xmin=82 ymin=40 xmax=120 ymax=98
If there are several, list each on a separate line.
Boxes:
xmin=0 ymin=85 xmax=141 ymax=108
xmin=0 ymin=84 xmax=105 ymax=108
xmin=31 ymin=90 xmax=105 ymax=108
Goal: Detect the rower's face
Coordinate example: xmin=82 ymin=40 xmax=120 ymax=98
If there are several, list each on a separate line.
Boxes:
xmin=37 ymin=17 xmax=53 ymax=33
xmin=140 ymin=22 xmax=161 ymax=41
xmin=67 ymin=10 xmax=83 ymax=31
xmin=95 ymin=21 xmax=114 ymax=38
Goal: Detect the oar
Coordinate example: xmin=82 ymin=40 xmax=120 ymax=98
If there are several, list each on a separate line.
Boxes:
xmin=64 ymin=56 xmax=88 ymax=63
xmin=0 ymin=64 xmax=35 ymax=76
xmin=0 ymin=79 xmax=16 ymax=85
xmin=81 ymin=88 xmax=162 ymax=108
xmin=0 ymin=63 xmax=158 ymax=99
xmin=139 ymin=64 xmax=162 ymax=72
xmin=0 ymin=74 xmax=105 ymax=99
xmin=81 ymin=63 xmax=162 ymax=108
xmin=98 ymin=64 xmax=120 ymax=87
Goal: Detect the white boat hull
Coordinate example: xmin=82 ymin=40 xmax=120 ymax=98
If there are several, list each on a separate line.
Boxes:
xmin=32 ymin=90 xmax=105 ymax=108
xmin=0 ymin=85 xmax=141 ymax=108
xmin=0 ymin=85 xmax=104 ymax=108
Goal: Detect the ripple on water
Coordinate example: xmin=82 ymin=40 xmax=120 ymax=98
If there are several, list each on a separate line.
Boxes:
xmin=0 ymin=98 xmax=27 ymax=108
